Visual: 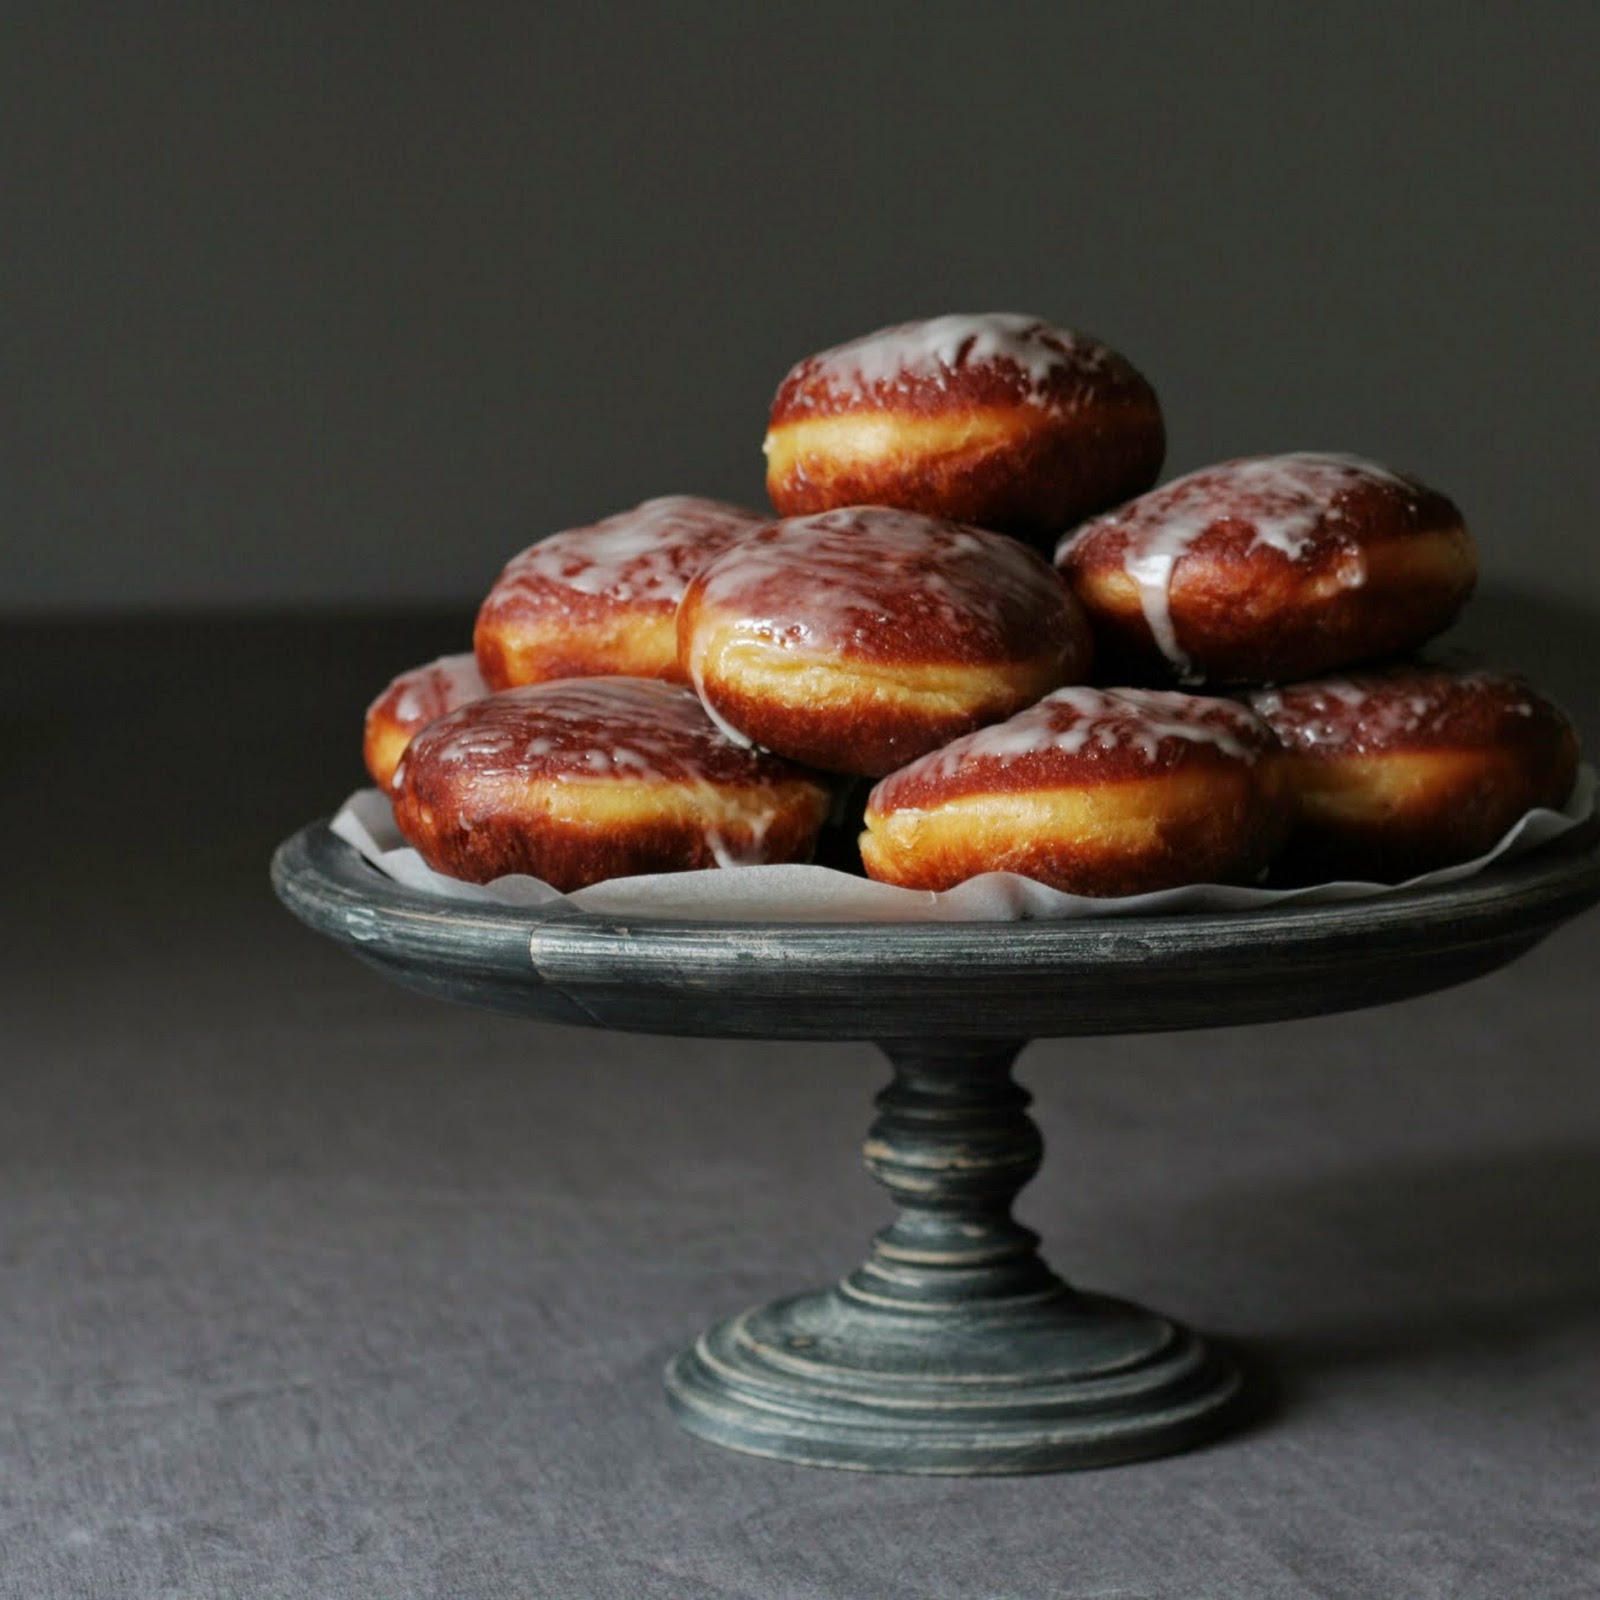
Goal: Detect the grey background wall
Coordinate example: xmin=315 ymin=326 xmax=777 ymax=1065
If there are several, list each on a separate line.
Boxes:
xmin=4 ymin=4 xmax=1597 ymax=621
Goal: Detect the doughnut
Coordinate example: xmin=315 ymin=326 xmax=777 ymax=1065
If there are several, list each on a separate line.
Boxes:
xmin=861 ymin=686 xmax=1289 ymax=896
xmin=1056 ymin=452 xmax=1477 ymax=685
xmin=678 ymin=507 xmax=1095 ymax=777
xmin=363 ymin=652 xmax=490 ymax=793
xmin=1245 ymin=663 xmax=1580 ymax=881
xmin=391 ymin=678 xmax=833 ymax=890
xmin=764 ymin=314 xmax=1165 ymax=544
xmin=474 ymin=495 xmax=766 ymax=689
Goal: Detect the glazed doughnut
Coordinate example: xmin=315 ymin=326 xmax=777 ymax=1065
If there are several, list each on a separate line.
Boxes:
xmin=861 ymin=686 xmax=1289 ymax=896
xmin=678 ymin=507 xmax=1095 ymax=777
xmin=1245 ymin=664 xmax=1580 ymax=881
xmin=391 ymin=678 xmax=832 ymax=890
xmin=764 ymin=314 xmax=1165 ymax=544
xmin=474 ymin=496 xmax=765 ymax=689
xmin=363 ymin=653 xmax=490 ymax=793
xmin=1056 ymin=453 xmax=1477 ymax=685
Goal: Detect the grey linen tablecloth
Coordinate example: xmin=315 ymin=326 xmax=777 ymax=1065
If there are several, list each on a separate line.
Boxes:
xmin=2 ymin=614 xmax=1597 ymax=1598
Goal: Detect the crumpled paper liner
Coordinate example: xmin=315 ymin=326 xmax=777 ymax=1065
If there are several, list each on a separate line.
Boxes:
xmin=328 ymin=764 xmax=1596 ymax=924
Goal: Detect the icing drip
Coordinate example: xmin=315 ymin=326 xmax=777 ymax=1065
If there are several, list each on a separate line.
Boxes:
xmin=706 ymin=805 xmax=774 ymax=869
xmin=695 ymin=692 xmax=757 ymax=750
xmin=782 ymin=313 xmax=1113 ymax=411
xmin=1062 ymin=453 xmax=1417 ymax=679
xmin=493 ymin=496 xmax=764 ymax=608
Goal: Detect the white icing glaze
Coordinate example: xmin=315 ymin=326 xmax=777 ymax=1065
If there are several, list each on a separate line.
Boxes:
xmin=780 ymin=314 xmax=1112 ymax=413
xmin=1247 ymin=668 xmax=1539 ymax=753
xmin=420 ymin=679 xmax=726 ymax=782
xmin=1246 ymin=680 xmax=1367 ymax=725
xmin=881 ymin=686 xmax=1270 ymax=802
xmin=385 ymin=653 xmax=489 ymax=726
xmin=685 ymin=507 xmax=1063 ymax=705
xmin=1061 ymin=453 xmax=1416 ymax=680
xmin=490 ymin=496 xmax=764 ymax=609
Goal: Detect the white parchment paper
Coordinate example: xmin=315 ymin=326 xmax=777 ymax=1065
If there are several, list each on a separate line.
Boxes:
xmin=328 ymin=765 xmax=1595 ymax=924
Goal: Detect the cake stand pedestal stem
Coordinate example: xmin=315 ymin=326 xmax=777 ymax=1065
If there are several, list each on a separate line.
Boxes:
xmin=848 ymin=1039 xmax=1059 ymax=1309
xmin=664 ymin=1038 xmax=1243 ymax=1474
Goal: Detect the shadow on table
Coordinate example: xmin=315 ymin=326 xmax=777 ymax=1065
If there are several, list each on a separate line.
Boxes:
xmin=1194 ymin=1140 xmax=1600 ymax=1406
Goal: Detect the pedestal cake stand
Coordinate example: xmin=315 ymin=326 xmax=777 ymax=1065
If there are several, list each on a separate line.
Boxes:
xmin=272 ymin=820 xmax=1599 ymax=1475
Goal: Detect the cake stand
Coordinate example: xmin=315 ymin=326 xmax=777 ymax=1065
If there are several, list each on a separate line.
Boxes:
xmin=272 ymin=819 xmax=1600 ymax=1475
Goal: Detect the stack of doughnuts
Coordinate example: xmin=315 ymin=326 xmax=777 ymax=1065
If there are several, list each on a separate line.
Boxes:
xmin=362 ymin=311 xmax=1582 ymax=895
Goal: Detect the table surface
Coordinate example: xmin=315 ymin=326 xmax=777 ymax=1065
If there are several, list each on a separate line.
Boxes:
xmin=5 ymin=613 xmax=1599 ymax=1599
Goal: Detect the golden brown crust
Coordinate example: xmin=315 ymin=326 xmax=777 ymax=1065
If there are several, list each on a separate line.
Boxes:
xmin=1068 ymin=528 xmax=1476 ymax=686
xmin=861 ymin=687 xmax=1290 ymax=895
xmin=1057 ymin=454 xmax=1477 ymax=685
xmin=860 ymin=770 xmax=1286 ymax=896
xmin=391 ymin=679 xmax=832 ymax=890
xmin=678 ymin=508 xmax=1095 ymax=777
xmin=364 ymin=721 xmax=414 ymax=796
xmin=766 ymin=402 xmax=1165 ymax=546
xmin=362 ymin=653 xmax=489 ymax=792
xmin=688 ymin=652 xmax=1070 ymax=779
xmin=765 ymin=314 xmax=1164 ymax=542
xmin=1246 ymin=665 xmax=1580 ymax=880
xmin=474 ymin=496 xmax=764 ymax=689
xmin=475 ymin=609 xmax=682 ymax=691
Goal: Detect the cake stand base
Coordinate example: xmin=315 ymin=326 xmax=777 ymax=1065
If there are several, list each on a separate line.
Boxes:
xmin=666 ymin=1289 xmax=1238 ymax=1475
xmin=665 ymin=1040 xmax=1241 ymax=1474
